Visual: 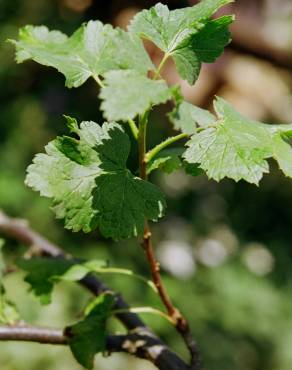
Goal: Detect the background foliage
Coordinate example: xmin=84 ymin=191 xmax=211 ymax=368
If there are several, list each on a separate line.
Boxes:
xmin=0 ymin=0 xmax=292 ymax=369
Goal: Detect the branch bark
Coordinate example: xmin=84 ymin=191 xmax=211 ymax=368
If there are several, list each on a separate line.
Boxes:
xmin=0 ymin=210 xmax=191 ymax=370
xmin=0 ymin=324 xmax=189 ymax=370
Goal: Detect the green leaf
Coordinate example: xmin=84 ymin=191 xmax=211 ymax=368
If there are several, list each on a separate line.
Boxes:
xmin=183 ymin=97 xmax=292 ymax=184
xmin=100 ymin=70 xmax=172 ymax=121
xmin=17 ymin=257 xmax=75 ymax=304
xmin=66 ymin=293 xmax=114 ymax=369
xmin=26 ymin=119 xmax=166 ymax=239
xmin=169 ymin=101 xmax=216 ymax=135
xmin=173 ymin=15 xmax=233 ymax=84
xmin=190 ymin=15 xmax=233 ymax=63
xmin=147 ymin=148 xmax=184 ymax=174
xmin=129 ymin=1 xmax=233 ymax=84
xmin=10 ymin=21 xmax=153 ymax=88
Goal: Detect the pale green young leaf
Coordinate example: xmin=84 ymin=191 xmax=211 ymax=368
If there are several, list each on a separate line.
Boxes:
xmin=66 ymin=293 xmax=114 ymax=369
xmin=26 ymin=120 xmax=166 ymax=239
xmin=184 ymin=97 xmax=292 ymax=184
xmin=129 ymin=0 xmax=233 ymax=84
xmin=169 ymin=101 xmax=216 ymax=135
xmin=59 ymin=260 xmax=107 ymax=282
xmin=100 ymin=70 xmax=172 ymax=121
xmin=10 ymin=21 xmax=153 ymax=88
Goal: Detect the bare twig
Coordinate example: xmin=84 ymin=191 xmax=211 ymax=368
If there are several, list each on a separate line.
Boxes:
xmin=138 ymin=114 xmax=201 ymax=369
xmin=0 ymin=210 xmax=191 ymax=370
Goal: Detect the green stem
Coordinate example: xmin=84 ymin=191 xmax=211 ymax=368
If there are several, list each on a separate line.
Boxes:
xmin=127 ymin=119 xmax=139 ymax=140
xmin=153 ymin=53 xmax=170 ymax=80
xmin=112 ymin=307 xmax=176 ymax=325
xmin=138 ymin=111 xmax=150 ymax=180
xmin=145 ymin=133 xmax=188 ymax=163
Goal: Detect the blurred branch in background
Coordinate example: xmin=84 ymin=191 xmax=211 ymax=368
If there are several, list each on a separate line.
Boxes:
xmin=0 ymin=210 xmax=190 ymax=370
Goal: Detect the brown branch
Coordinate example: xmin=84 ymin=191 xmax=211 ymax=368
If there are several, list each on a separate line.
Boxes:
xmin=138 ymin=115 xmax=201 ymax=370
xmin=0 ymin=325 xmax=67 ymax=345
xmin=0 ymin=324 xmax=189 ymax=370
xmin=0 ymin=210 xmax=191 ymax=370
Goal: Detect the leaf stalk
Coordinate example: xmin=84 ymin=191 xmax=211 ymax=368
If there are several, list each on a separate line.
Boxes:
xmin=153 ymin=53 xmax=170 ymax=80
xmin=127 ymin=119 xmax=139 ymax=140
xmin=145 ymin=133 xmax=188 ymax=163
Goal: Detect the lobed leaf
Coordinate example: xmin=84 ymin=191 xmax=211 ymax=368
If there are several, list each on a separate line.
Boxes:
xmin=10 ymin=21 xmax=153 ymax=88
xmin=99 ymin=70 xmax=172 ymax=121
xmin=129 ymin=0 xmax=233 ymax=84
xmin=183 ymin=97 xmax=292 ymax=184
xmin=26 ymin=119 xmax=166 ymax=239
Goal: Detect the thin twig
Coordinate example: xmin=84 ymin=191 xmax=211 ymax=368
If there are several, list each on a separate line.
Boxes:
xmin=138 ymin=113 xmax=201 ymax=369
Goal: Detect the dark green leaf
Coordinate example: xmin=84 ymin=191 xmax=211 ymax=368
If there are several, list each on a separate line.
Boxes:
xmin=17 ymin=257 xmax=75 ymax=304
xmin=66 ymin=293 xmax=115 ymax=369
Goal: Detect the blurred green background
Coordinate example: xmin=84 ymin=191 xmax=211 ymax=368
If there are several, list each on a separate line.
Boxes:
xmin=1 ymin=0 xmax=292 ymax=369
